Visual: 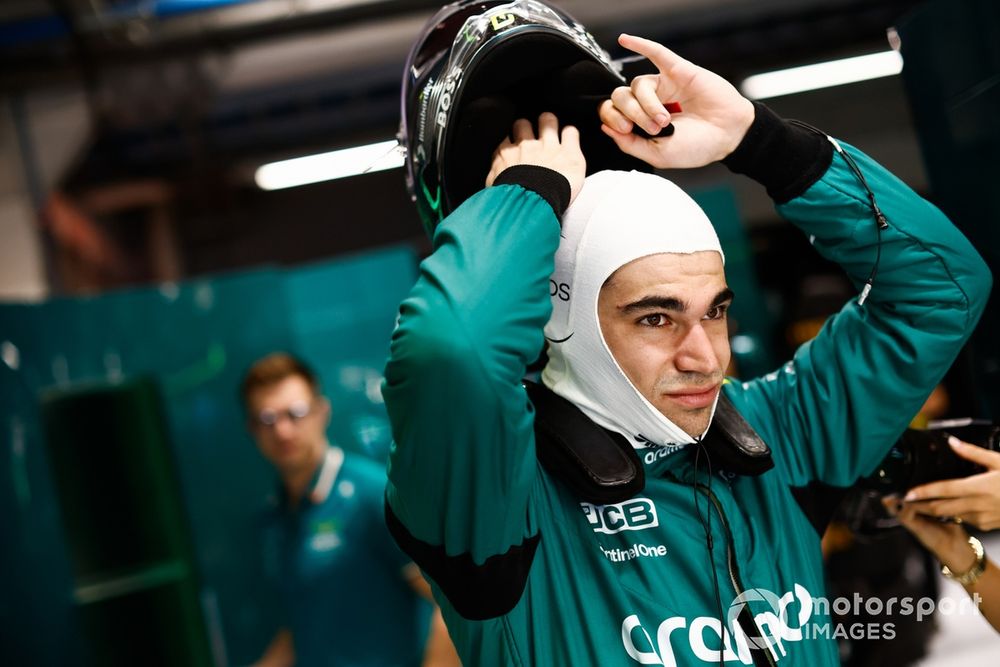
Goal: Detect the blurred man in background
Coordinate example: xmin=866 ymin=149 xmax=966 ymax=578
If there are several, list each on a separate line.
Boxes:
xmin=243 ymin=352 xmax=458 ymax=667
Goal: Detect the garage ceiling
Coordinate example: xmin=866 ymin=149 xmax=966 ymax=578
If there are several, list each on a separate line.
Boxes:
xmin=2 ymin=0 xmax=922 ymax=168
xmin=0 ymin=0 xmax=931 ymax=280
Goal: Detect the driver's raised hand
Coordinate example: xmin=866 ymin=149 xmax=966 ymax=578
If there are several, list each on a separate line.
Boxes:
xmin=486 ymin=112 xmax=586 ymax=207
xmin=599 ymin=34 xmax=756 ymax=169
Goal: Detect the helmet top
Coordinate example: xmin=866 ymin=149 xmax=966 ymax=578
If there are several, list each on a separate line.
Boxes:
xmin=400 ymin=0 xmax=647 ymax=235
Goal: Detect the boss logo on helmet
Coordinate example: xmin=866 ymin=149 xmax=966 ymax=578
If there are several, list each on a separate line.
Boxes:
xmin=435 ymin=67 xmax=463 ymax=129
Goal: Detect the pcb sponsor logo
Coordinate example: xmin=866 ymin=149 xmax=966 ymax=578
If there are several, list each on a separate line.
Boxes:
xmin=581 ymin=498 xmax=659 ymax=535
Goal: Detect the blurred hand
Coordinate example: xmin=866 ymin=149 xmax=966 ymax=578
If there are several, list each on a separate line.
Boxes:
xmin=486 ymin=112 xmax=586 ymax=206
xmin=883 ymin=496 xmax=977 ymax=575
xmin=902 ymin=436 xmax=1000 ymax=530
xmin=598 ymin=33 xmax=755 ymax=169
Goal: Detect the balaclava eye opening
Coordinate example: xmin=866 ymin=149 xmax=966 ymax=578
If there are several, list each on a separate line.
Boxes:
xmin=541 ymin=170 xmax=726 ymax=450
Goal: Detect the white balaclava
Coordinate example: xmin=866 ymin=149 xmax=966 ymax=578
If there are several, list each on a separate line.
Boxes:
xmin=541 ymin=170 xmax=725 ymax=449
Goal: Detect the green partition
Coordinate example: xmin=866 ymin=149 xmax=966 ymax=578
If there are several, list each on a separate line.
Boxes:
xmin=41 ymin=378 xmax=213 ymax=667
xmin=0 ymin=345 xmax=84 ymax=667
xmin=286 ymin=246 xmax=417 ymax=462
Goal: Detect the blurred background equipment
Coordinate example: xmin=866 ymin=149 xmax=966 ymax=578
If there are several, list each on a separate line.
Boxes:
xmin=863 ymin=421 xmax=1000 ymax=497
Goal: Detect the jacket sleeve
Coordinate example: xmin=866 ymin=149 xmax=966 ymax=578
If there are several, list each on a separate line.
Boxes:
xmin=726 ymin=104 xmax=992 ymax=487
xmin=381 ymin=179 xmax=562 ymax=581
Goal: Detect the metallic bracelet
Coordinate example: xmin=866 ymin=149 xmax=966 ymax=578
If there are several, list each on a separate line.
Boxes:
xmin=941 ymin=536 xmax=986 ymax=586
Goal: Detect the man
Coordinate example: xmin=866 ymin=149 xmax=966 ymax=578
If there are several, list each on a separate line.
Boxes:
xmin=382 ymin=31 xmax=992 ymax=667
xmin=243 ymin=352 xmax=456 ymax=667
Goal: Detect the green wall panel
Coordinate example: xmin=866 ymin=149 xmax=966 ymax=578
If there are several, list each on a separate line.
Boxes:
xmin=285 ymin=247 xmax=416 ymax=462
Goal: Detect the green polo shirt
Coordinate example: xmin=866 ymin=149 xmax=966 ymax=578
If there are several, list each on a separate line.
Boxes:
xmin=261 ymin=446 xmax=431 ymax=667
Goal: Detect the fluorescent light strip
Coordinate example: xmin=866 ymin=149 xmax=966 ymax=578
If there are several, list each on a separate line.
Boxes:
xmin=740 ymin=50 xmax=903 ymax=100
xmin=255 ymin=139 xmax=404 ymax=190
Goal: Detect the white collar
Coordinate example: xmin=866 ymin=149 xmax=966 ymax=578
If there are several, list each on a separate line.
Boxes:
xmin=308 ymin=444 xmax=344 ymax=505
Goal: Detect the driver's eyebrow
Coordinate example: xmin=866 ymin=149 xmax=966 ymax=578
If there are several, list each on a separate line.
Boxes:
xmin=710 ymin=288 xmax=735 ymax=308
xmin=621 ymin=295 xmax=686 ymax=314
xmin=621 ymin=288 xmax=733 ymax=315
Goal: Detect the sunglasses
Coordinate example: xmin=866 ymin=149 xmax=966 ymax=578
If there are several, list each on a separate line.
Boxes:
xmin=253 ymin=400 xmax=313 ymax=428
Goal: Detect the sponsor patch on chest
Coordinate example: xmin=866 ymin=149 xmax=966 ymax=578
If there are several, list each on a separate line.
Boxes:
xmin=581 ymin=498 xmax=659 ymax=535
xmin=581 ymin=498 xmax=669 ymax=563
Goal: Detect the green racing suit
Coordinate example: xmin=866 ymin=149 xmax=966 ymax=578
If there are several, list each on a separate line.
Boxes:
xmin=382 ymin=106 xmax=992 ymax=666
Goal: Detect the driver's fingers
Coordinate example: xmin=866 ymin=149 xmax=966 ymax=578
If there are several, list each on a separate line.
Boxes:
xmin=618 ymin=34 xmax=688 ymax=73
xmin=599 ymin=123 xmax=669 ymax=169
xmin=598 ymin=99 xmax=633 ymax=134
xmin=560 ymin=124 xmax=580 ymax=149
xmin=611 ymin=86 xmax=660 ymax=135
xmin=631 ymin=75 xmax=672 ymax=128
xmin=512 ymin=118 xmax=535 ymax=143
xmin=491 ymin=135 xmax=513 ymax=157
xmin=537 ymin=112 xmax=559 ymax=144
xmin=618 ymin=33 xmax=693 ymax=101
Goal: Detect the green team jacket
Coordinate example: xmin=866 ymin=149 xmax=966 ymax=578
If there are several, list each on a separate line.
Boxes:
xmin=382 ymin=109 xmax=991 ymax=666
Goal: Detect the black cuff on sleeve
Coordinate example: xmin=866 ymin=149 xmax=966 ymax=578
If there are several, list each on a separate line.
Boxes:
xmin=385 ymin=499 xmax=539 ymax=620
xmin=493 ymin=165 xmax=571 ymax=219
xmin=722 ymin=102 xmax=834 ymax=204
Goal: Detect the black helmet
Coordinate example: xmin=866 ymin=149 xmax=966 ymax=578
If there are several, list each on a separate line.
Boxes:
xmin=400 ymin=0 xmax=647 ymax=236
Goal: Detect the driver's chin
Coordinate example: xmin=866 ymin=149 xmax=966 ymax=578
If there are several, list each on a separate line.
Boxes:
xmin=682 ymin=422 xmax=711 ymax=438
xmin=660 ymin=407 xmax=713 ymax=439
